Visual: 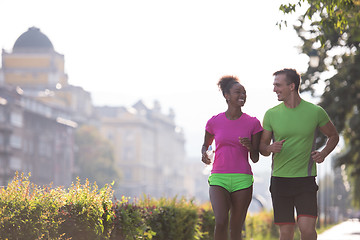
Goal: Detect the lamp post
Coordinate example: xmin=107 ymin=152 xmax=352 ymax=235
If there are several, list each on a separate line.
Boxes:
xmin=309 ymin=48 xmax=321 ymax=228
xmin=317 ymin=164 xmax=322 ymax=229
xmin=309 ymin=49 xmax=320 ymax=68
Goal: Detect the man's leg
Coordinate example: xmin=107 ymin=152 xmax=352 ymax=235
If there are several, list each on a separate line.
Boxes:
xmin=295 ymin=189 xmax=318 ymax=240
xmin=229 ymin=186 xmax=253 ymax=240
xmin=271 ymin=188 xmax=296 ymax=240
xmin=298 ymin=216 xmax=317 ymax=240
xmin=209 ymin=185 xmax=231 ymax=240
xmin=279 ymin=224 xmax=295 ymax=240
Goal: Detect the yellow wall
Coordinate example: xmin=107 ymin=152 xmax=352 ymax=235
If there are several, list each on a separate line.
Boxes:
xmin=54 ymin=56 xmax=64 ymax=72
xmin=3 ymin=52 xmax=67 ymax=86
xmin=36 ymin=96 xmax=67 ymax=108
xmin=4 ymin=56 xmax=51 ymax=68
xmin=59 ymin=75 xmax=68 ymax=86
xmin=55 ymin=91 xmax=72 ymax=105
xmin=5 ymin=72 xmax=49 ymax=85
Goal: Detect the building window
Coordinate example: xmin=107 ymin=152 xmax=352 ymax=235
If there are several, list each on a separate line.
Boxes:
xmin=0 ymin=133 xmax=3 ymax=146
xmin=122 ymin=131 xmax=136 ymax=161
xmin=0 ymin=156 xmax=4 ymax=175
xmin=9 ymin=157 xmax=21 ymax=170
xmin=124 ymin=169 xmax=132 ymax=181
xmin=10 ymin=135 xmax=22 ymax=149
xmin=107 ymin=133 xmax=113 ymax=140
xmin=38 ymin=140 xmax=51 ymax=157
xmin=0 ymin=106 xmax=5 ymax=122
xmin=28 ymin=140 xmax=34 ymax=154
xmin=123 ymin=146 xmax=135 ymax=161
xmin=124 ymin=131 xmax=135 ymax=142
xmin=10 ymin=111 xmax=23 ymax=127
xmin=38 ymin=138 xmax=52 ymax=157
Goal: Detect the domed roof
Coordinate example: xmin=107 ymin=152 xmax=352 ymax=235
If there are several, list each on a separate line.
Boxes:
xmin=13 ymin=27 xmax=54 ymax=52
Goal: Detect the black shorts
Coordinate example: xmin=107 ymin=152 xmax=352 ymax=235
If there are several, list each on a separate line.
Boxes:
xmin=270 ymin=176 xmax=319 ymax=225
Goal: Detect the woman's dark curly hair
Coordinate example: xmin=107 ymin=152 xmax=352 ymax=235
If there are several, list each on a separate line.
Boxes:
xmin=217 ymin=75 xmax=240 ymax=98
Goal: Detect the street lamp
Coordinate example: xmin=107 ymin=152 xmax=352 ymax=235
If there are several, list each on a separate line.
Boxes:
xmin=309 ymin=48 xmax=321 ymax=228
xmin=309 ymin=49 xmax=320 ymax=68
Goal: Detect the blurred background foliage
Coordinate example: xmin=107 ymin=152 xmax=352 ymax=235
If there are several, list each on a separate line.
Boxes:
xmin=279 ymin=0 xmax=360 ymax=207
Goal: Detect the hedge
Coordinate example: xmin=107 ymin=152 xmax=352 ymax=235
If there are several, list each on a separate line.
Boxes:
xmin=0 ymin=172 xmax=283 ymax=240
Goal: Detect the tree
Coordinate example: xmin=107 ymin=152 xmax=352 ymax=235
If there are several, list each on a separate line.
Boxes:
xmin=74 ymin=125 xmax=120 ymax=188
xmin=279 ymin=0 xmax=360 ymax=207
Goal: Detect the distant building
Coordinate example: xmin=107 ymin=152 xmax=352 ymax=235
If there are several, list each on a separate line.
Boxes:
xmin=0 ymin=27 xmax=94 ymax=123
xmin=0 ymin=27 xmax=89 ymax=186
xmin=0 ymin=85 xmax=76 ymax=186
xmin=1 ymin=27 xmax=68 ymax=88
xmin=95 ymin=101 xmax=188 ymax=199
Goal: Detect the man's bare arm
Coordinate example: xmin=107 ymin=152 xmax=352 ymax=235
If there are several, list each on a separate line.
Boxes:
xmin=311 ymin=121 xmax=339 ymax=163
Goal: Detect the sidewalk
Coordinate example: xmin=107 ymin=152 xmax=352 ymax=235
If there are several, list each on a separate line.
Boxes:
xmin=318 ymin=219 xmax=360 ymax=240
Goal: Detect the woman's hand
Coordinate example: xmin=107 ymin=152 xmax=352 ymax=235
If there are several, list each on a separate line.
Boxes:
xmin=201 ymin=131 xmax=214 ymax=165
xmin=201 ymin=152 xmax=212 ymax=165
xmin=240 ymin=131 xmax=262 ymax=163
xmin=239 ymin=137 xmax=252 ymax=151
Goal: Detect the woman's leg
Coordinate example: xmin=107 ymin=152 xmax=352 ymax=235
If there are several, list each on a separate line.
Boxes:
xmin=229 ymin=186 xmax=253 ymax=240
xmin=209 ymin=185 xmax=231 ymax=240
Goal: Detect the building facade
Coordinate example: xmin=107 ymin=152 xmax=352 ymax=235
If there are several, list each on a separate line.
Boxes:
xmin=0 ymin=27 xmax=94 ymax=123
xmin=0 ymin=86 xmax=76 ymax=186
xmin=0 ymin=27 xmax=87 ymax=186
xmin=1 ymin=27 xmax=68 ymax=89
xmin=95 ymin=101 xmax=187 ymax=199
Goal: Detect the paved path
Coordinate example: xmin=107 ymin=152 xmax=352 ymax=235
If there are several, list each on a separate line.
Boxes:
xmin=318 ymin=220 xmax=360 ymax=240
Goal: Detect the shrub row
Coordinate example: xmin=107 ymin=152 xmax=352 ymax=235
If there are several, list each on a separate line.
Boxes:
xmin=0 ymin=173 xmax=279 ymax=240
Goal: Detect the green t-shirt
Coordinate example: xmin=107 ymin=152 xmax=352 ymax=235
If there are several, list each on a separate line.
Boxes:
xmin=263 ymin=100 xmax=330 ymax=177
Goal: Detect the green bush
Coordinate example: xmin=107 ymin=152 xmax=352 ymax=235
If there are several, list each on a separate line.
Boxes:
xmin=57 ymin=177 xmax=114 ymax=240
xmin=197 ymin=203 xmax=215 ymax=240
xmin=0 ymin=173 xmax=113 ymax=240
xmin=0 ymin=172 xmax=65 ymax=239
xmin=245 ymin=211 xmax=278 ymax=240
xmin=139 ymin=196 xmax=199 ymax=240
xmin=110 ymin=196 xmax=155 ymax=239
xmin=0 ymin=172 xmax=296 ymax=240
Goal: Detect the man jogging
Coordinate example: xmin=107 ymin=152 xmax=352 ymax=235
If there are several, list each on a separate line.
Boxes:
xmin=260 ymin=68 xmax=339 ymax=240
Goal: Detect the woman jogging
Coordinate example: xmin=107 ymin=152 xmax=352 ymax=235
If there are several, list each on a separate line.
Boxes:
xmin=201 ymin=75 xmax=263 ymax=240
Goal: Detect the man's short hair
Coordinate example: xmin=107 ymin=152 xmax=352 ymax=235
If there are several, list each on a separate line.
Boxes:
xmin=273 ymin=68 xmax=301 ymax=91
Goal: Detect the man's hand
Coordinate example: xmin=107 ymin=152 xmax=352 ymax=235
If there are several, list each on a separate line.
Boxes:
xmin=311 ymin=151 xmax=325 ymax=163
xmin=269 ymin=139 xmax=285 ymax=153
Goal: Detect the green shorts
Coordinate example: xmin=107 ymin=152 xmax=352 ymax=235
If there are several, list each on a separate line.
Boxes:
xmin=208 ymin=173 xmax=254 ymax=193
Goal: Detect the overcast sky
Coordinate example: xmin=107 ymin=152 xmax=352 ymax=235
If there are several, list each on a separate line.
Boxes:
xmin=0 ymin=1 xmax=313 ymax=173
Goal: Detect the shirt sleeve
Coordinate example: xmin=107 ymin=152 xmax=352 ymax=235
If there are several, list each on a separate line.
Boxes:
xmin=205 ymin=115 xmax=215 ymax=135
xmin=252 ymin=117 xmax=263 ymax=135
xmin=262 ymin=110 xmax=272 ymax=132
xmin=317 ymin=105 xmax=330 ymax=127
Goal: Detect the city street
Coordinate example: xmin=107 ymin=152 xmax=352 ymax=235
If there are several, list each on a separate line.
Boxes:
xmin=318 ymin=220 xmax=360 ymax=240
